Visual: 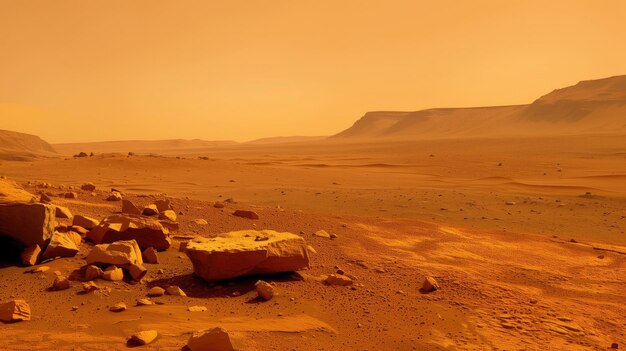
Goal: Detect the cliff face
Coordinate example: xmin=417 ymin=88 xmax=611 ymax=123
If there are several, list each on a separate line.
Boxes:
xmin=0 ymin=129 xmax=58 ymax=161
xmin=333 ymin=75 xmax=626 ymax=140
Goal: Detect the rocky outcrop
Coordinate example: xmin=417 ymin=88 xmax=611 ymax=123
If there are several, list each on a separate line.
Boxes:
xmin=86 ymin=215 xmax=171 ymax=251
xmin=185 ymin=230 xmax=310 ymax=281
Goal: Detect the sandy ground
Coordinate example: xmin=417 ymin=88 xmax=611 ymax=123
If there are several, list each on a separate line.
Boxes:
xmin=0 ymin=134 xmax=625 ymax=350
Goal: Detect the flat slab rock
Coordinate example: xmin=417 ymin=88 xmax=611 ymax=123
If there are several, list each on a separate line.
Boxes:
xmin=185 ymin=230 xmax=310 ymax=281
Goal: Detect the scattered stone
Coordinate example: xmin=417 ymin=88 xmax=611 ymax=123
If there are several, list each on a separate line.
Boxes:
xmin=67 ymin=231 xmax=82 ymax=246
xmin=52 ymin=276 xmax=71 ymax=291
xmin=188 ymin=306 xmax=208 ymax=312
xmin=64 ymin=192 xmax=78 ymax=199
xmin=611 ymin=343 xmax=619 ymax=349
xmin=255 ymin=280 xmax=274 ymax=301
xmin=84 ymin=265 xmax=104 ymax=281
xmin=42 ymin=232 xmax=79 ymax=259
xmin=147 ymin=286 xmax=165 ymax=297
xmin=0 ymin=299 xmax=31 ymax=322
xmin=128 ymin=330 xmax=158 ymax=346
xmin=307 ymin=245 xmax=317 ymax=255
xmin=39 ymin=193 xmax=52 ymax=203
xmin=128 ymin=263 xmax=148 ymax=281
xmin=54 ymin=205 xmax=73 ymax=219
xmin=158 ymin=209 xmax=177 ymax=222
xmin=29 ymin=265 xmax=50 ymax=273
xmin=232 ymin=210 xmax=259 ymax=220
xmin=313 ymin=230 xmax=331 ymax=239
xmin=185 ymin=230 xmax=310 ymax=281
xmin=71 ymin=225 xmax=89 ymax=236
xmin=86 ymin=240 xmax=143 ymax=267
xmin=102 ymin=266 xmax=124 ymax=281
xmin=179 ymin=241 xmax=189 ymax=252
xmin=72 ymin=215 xmax=99 ymax=230
xmin=109 ymin=302 xmax=127 ymax=312
xmin=193 ymin=219 xmax=208 ymax=225
xmin=86 ymin=215 xmax=171 ymax=251
xmin=421 ymin=276 xmax=440 ymax=292
xmin=142 ymin=247 xmax=159 ymax=264
xmin=81 ymin=183 xmax=96 ymax=191
xmin=505 ymin=201 xmax=516 ymax=205
xmin=154 ymin=199 xmax=172 ymax=213
xmin=330 ymin=233 xmax=338 ymax=239
xmin=21 ymin=244 xmax=42 ymax=266
xmin=142 ymin=204 xmax=159 ymax=216
xmin=121 ymin=199 xmax=141 ymax=215
xmin=82 ymin=281 xmax=99 ymax=292
xmin=136 ymin=298 xmax=153 ymax=306
xmin=325 ymin=274 xmax=353 ymax=286
xmin=213 ymin=201 xmax=225 ymax=209
xmin=165 ymin=286 xmax=187 ymax=296
xmin=106 ymin=191 xmax=122 ymax=201
xmin=187 ymin=327 xmax=234 ymax=351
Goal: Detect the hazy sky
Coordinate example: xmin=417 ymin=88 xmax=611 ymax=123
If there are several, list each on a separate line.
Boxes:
xmin=2 ymin=0 xmax=626 ymax=143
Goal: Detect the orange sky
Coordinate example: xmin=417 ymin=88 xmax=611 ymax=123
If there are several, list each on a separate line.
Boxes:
xmin=1 ymin=0 xmax=626 ymax=143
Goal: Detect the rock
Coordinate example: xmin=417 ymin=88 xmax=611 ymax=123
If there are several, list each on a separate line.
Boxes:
xmin=187 ymin=327 xmax=234 ymax=351
xmin=136 ymin=298 xmax=153 ymax=306
xmin=20 ymin=244 xmax=42 ymax=266
xmin=42 ymin=232 xmax=79 ymax=259
xmin=142 ymin=204 xmax=159 ymax=216
xmin=193 ymin=218 xmax=208 ymax=225
xmin=128 ymin=263 xmax=147 ymax=281
xmin=421 ymin=276 xmax=440 ymax=292
xmin=188 ymin=306 xmax=207 ymax=312
xmin=505 ymin=201 xmax=516 ymax=205
xmin=106 ymin=192 xmax=122 ymax=201
xmin=611 ymin=343 xmax=619 ymax=349
xmin=0 ymin=179 xmax=55 ymax=246
xmin=85 ymin=265 xmax=104 ymax=281
xmin=73 ymin=215 xmax=99 ymax=230
xmin=154 ymin=199 xmax=172 ymax=212
xmin=185 ymin=230 xmax=310 ymax=281
xmin=82 ymin=281 xmax=99 ymax=292
xmin=109 ymin=302 xmax=126 ymax=312
xmin=232 ymin=210 xmax=259 ymax=220
xmin=29 ymin=265 xmax=50 ymax=273
xmin=213 ymin=201 xmax=225 ymax=209
xmin=71 ymin=225 xmax=89 ymax=236
xmin=54 ymin=205 xmax=73 ymax=219
xmin=325 ymin=274 xmax=353 ymax=286
xmin=0 ymin=299 xmax=31 ymax=322
xmin=147 ymin=286 xmax=165 ymax=297
xmin=255 ymin=280 xmax=274 ymax=301
xmin=179 ymin=241 xmax=189 ymax=252
xmin=165 ymin=286 xmax=186 ymax=296
xmin=52 ymin=276 xmax=71 ymax=290
xmin=313 ymin=230 xmax=331 ymax=238
xmin=86 ymin=240 xmax=143 ymax=267
xmin=128 ymin=330 xmax=158 ymax=346
xmin=64 ymin=192 xmax=78 ymax=199
xmin=67 ymin=231 xmax=82 ymax=246
xmin=158 ymin=209 xmax=177 ymax=222
xmin=86 ymin=215 xmax=171 ymax=251
xmin=39 ymin=193 xmax=52 ymax=203
xmin=80 ymin=183 xmax=96 ymax=191
xmin=102 ymin=266 xmax=124 ymax=281
xmin=142 ymin=247 xmax=159 ymax=264
xmin=306 ymin=245 xmax=317 ymax=255
xmin=121 ymin=199 xmax=141 ymax=215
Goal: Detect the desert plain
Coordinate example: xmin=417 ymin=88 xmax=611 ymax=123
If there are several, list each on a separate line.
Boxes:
xmin=1 ymin=76 xmax=625 ymax=351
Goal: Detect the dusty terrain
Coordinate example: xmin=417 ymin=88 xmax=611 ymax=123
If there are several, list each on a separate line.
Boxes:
xmin=0 ymin=132 xmax=625 ymax=350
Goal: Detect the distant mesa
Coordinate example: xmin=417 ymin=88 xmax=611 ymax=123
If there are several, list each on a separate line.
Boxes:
xmin=333 ymin=75 xmax=626 ymax=140
xmin=0 ymin=129 xmax=58 ymax=161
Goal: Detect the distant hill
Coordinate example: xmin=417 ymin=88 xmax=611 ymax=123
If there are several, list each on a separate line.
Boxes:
xmin=52 ymin=139 xmax=239 ymax=156
xmin=0 ymin=129 xmax=58 ymax=161
xmin=245 ymin=136 xmax=327 ymax=144
xmin=334 ymin=75 xmax=626 ymax=140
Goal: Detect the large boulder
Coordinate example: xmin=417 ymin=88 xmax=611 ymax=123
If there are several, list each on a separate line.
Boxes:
xmin=72 ymin=215 xmax=99 ymax=230
xmin=185 ymin=230 xmax=310 ymax=281
xmin=86 ymin=215 xmax=171 ymax=251
xmin=187 ymin=327 xmax=234 ymax=351
xmin=0 ymin=179 xmax=55 ymax=247
xmin=86 ymin=240 xmax=143 ymax=267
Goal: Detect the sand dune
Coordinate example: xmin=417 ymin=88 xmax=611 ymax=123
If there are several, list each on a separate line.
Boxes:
xmin=334 ymin=75 xmax=626 ymax=140
xmin=0 ymin=129 xmax=57 ymax=161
